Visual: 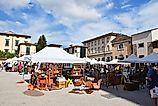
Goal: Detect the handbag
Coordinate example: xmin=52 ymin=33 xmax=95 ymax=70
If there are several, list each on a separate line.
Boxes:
xmin=153 ymin=86 xmax=158 ymax=96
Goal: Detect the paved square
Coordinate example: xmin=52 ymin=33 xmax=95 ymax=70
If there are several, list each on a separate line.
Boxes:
xmin=0 ymin=70 xmax=151 ymax=106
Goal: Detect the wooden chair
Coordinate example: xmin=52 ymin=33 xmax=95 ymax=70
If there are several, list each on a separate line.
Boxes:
xmin=37 ymin=74 xmax=48 ymax=90
xmin=92 ymin=79 xmax=102 ymax=90
xmin=74 ymin=77 xmax=87 ymax=87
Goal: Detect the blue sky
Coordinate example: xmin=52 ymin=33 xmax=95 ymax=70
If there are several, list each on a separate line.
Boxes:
xmin=0 ymin=0 xmax=158 ymax=46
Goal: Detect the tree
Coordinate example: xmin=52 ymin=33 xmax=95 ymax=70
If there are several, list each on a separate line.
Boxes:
xmin=36 ymin=35 xmax=47 ymax=52
xmin=0 ymin=50 xmax=16 ymax=59
xmin=41 ymin=35 xmax=47 ymax=47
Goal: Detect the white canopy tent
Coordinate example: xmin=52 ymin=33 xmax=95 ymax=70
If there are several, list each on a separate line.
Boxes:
xmin=82 ymin=57 xmax=92 ymax=63
xmin=90 ymin=58 xmax=100 ymax=64
xmin=5 ymin=58 xmax=12 ymax=63
xmin=31 ymin=47 xmax=85 ymax=63
xmin=106 ymin=59 xmax=130 ymax=65
xmin=98 ymin=61 xmax=106 ymax=65
xmin=18 ymin=55 xmax=31 ymax=61
xmin=119 ymin=54 xmax=140 ymax=63
xmin=139 ymin=52 xmax=158 ymax=63
xmin=5 ymin=57 xmax=18 ymax=63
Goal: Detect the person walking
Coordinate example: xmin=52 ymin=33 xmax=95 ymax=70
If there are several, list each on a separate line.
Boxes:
xmin=147 ymin=65 xmax=158 ymax=106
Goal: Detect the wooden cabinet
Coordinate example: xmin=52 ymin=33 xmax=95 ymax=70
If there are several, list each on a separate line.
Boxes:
xmin=71 ymin=65 xmax=82 ymax=77
xmin=51 ymin=64 xmax=63 ymax=77
xmin=71 ymin=68 xmax=82 ymax=76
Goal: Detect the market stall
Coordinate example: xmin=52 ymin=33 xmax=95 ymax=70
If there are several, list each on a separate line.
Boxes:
xmin=28 ymin=47 xmax=85 ymax=90
xmin=31 ymin=47 xmax=85 ymax=63
xmin=120 ymin=54 xmax=140 ymax=63
xmin=139 ymin=52 xmax=158 ymax=63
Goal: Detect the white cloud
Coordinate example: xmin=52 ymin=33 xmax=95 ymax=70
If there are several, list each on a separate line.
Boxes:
xmin=114 ymin=0 xmax=158 ymax=35
xmin=69 ymin=18 xmax=119 ymax=43
xmin=122 ymin=0 xmax=130 ymax=5
xmin=138 ymin=0 xmax=158 ymax=27
xmin=46 ymin=32 xmax=70 ymax=46
xmin=105 ymin=0 xmax=114 ymax=9
xmin=0 ymin=0 xmax=158 ymax=47
xmin=21 ymin=18 xmax=52 ymax=42
xmin=37 ymin=0 xmax=101 ymax=21
xmin=0 ymin=20 xmax=24 ymax=31
xmin=121 ymin=4 xmax=131 ymax=9
xmin=0 ymin=0 xmax=29 ymax=10
xmin=115 ymin=12 xmax=137 ymax=28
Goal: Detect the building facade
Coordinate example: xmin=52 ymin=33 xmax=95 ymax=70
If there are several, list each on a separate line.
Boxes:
xmin=132 ymin=28 xmax=158 ymax=58
xmin=82 ymin=33 xmax=123 ymax=62
xmin=64 ymin=45 xmax=87 ymax=58
xmin=0 ymin=31 xmax=31 ymax=53
xmin=111 ymin=35 xmax=132 ymax=60
xmin=18 ymin=43 xmax=36 ymax=56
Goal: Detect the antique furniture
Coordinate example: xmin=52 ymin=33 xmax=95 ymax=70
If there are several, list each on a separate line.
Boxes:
xmin=105 ymin=72 xmax=121 ymax=89
xmin=56 ymin=81 xmax=66 ymax=89
xmin=92 ymin=79 xmax=102 ymax=90
xmin=37 ymin=73 xmax=48 ymax=90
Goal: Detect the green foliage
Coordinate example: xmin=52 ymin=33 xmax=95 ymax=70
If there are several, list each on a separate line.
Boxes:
xmin=36 ymin=35 xmax=47 ymax=52
xmin=0 ymin=50 xmax=17 ymax=58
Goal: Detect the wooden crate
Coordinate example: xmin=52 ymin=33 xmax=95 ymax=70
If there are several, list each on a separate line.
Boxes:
xmin=56 ymin=81 xmax=66 ymax=89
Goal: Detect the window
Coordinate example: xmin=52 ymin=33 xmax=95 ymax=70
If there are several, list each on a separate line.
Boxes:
xmin=102 ymin=39 xmax=104 ymax=44
xmin=75 ymin=50 xmax=77 ymax=53
xmin=24 ymin=41 xmax=28 ymax=43
xmin=107 ymin=37 xmax=110 ymax=43
xmin=117 ymin=43 xmax=124 ymax=50
xmin=153 ymin=42 xmax=158 ymax=48
xmin=95 ymin=41 xmax=96 ymax=46
xmin=126 ymin=55 xmax=128 ymax=58
xmin=88 ymin=43 xmax=90 ymax=47
xmin=98 ymin=39 xmax=100 ymax=45
xmin=91 ymin=48 xmax=93 ymax=54
xmin=5 ymin=39 xmax=9 ymax=46
xmin=15 ymin=40 xmax=19 ymax=46
xmin=115 ymin=56 xmax=117 ymax=59
xmin=106 ymin=57 xmax=110 ymax=62
xmin=91 ymin=42 xmax=93 ymax=46
xmin=98 ymin=47 xmax=100 ymax=53
xmin=102 ymin=46 xmax=105 ymax=52
xmin=26 ymin=46 xmax=30 ymax=55
xmin=111 ymin=56 xmax=113 ymax=60
xmin=138 ymin=43 xmax=144 ymax=48
xmin=139 ymin=55 xmax=144 ymax=58
xmin=118 ymin=54 xmax=124 ymax=60
xmin=98 ymin=58 xmax=100 ymax=61
xmin=88 ymin=49 xmax=90 ymax=54
xmin=95 ymin=48 xmax=97 ymax=53
xmin=107 ymin=45 xmax=110 ymax=51
xmin=4 ymin=49 xmax=9 ymax=52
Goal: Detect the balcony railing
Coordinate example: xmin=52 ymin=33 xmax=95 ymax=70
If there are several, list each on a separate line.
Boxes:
xmin=88 ymin=50 xmax=112 ymax=56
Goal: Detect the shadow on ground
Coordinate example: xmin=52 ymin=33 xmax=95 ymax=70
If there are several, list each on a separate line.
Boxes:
xmin=101 ymin=85 xmax=151 ymax=106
